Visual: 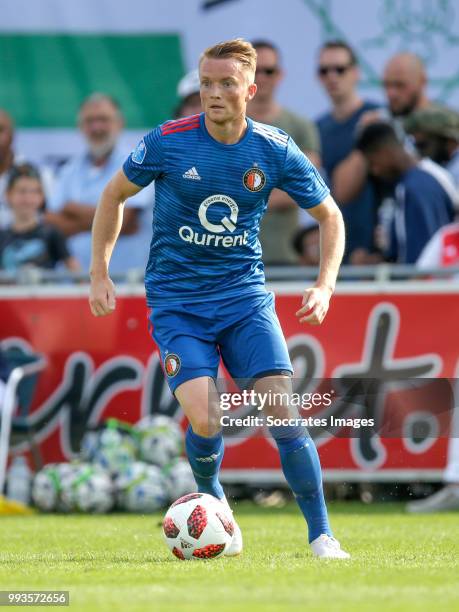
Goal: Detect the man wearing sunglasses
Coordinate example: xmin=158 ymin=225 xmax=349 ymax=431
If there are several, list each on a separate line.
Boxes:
xmin=316 ymin=40 xmax=381 ymax=263
xmin=247 ymin=40 xmax=320 ymax=265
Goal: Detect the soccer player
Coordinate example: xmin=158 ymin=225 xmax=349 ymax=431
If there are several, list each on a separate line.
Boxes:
xmin=89 ymin=39 xmax=349 ymax=559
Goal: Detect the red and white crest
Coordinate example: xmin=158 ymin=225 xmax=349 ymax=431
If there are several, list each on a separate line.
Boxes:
xmin=243 ymin=166 xmax=266 ymax=192
xmin=164 ymin=353 xmax=181 ymax=377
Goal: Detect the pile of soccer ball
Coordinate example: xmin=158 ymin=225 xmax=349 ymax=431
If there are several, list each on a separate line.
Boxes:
xmin=32 ymin=415 xmax=197 ymax=514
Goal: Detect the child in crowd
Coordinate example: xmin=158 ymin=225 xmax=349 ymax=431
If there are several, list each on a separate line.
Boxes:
xmin=0 ymin=164 xmax=79 ymax=273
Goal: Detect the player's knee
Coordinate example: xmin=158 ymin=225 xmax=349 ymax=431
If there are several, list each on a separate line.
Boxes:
xmin=188 ymin=412 xmax=221 ymax=438
xmin=176 ymin=377 xmax=222 ymax=436
xmin=255 ymin=375 xmax=295 ymax=419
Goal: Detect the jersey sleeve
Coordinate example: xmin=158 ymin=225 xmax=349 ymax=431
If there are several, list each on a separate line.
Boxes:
xmin=279 ymin=138 xmax=330 ymax=209
xmin=122 ymin=126 xmax=165 ymax=188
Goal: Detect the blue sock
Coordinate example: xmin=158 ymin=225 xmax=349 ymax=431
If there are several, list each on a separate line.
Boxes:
xmin=270 ymin=426 xmax=332 ymax=543
xmin=185 ymin=425 xmax=224 ymax=499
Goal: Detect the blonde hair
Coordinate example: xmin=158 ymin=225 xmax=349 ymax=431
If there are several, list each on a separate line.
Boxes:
xmin=200 ymin=38 xmax=257 ymax=81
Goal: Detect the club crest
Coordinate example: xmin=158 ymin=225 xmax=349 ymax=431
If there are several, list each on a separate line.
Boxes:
xmin=243 ymin=166 xmax=266 ymax=192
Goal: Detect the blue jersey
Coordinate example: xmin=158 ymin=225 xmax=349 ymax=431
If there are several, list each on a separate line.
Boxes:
xmin=123 ymin=113 xmax=329 ymax=306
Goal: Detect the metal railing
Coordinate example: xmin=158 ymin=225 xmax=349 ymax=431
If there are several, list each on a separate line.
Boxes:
xmin=0 ymin=264 xmax=458 ymax=286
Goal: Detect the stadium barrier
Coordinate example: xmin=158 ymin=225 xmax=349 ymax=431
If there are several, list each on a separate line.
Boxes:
xmin=1 ymin=272 xmax=457 ymax=483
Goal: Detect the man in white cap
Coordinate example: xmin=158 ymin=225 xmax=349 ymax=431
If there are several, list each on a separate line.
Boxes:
xmin=175 ymin=70 xmax=202 ymax=119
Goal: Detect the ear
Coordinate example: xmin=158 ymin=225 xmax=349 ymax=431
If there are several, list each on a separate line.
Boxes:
xmin=246 ymin=82 xmax=257 ymax=102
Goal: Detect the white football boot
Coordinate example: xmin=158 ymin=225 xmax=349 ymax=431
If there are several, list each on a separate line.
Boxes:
xmin=406 ymin=485 xmax=459 ymax=513
xmin=310 ymin=534 xmax=350 ymax=559
xmin=220 ymin=496 xmax=243 ymax=557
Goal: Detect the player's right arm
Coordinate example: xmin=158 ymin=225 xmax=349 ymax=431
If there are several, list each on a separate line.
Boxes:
xmin=89 ymin=170 xmax=142 ymax=317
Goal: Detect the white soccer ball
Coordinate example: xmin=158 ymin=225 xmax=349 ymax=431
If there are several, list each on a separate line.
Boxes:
xmin=135 ymin=415 xmax=183 ymax=467
xmin=80 ymin=429 xmax=100 ymax=461
xmin=163 ymin=493 xmax=234 ymax=560
xmin=32 ymin=463 xmax=76 ymax=512
xmin=91 ymin=428 xmax=138 ymax=477
xmin=163 ymin=458 xmax=197 ymax=502
xmin=116 ymin=461 xmax=169 ymax=513
xmin=60 ymin=463 xmax=114 ymax=514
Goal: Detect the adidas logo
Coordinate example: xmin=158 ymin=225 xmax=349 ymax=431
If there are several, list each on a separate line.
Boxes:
xmin=196 ymin=452 xmax=221 ymax=463
xmin=183 ymin=166 xmax=201 ymax=180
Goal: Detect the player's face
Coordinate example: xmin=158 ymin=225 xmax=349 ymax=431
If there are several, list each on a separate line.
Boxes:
xmin=254 ymin=47 xmax=282 ymax=100
xmin=79 ymin=100 xmax=123 ymax=159
xmin=317 ymin=48 xmax=358 ymax=102
xmin=7 ymin=177 xmax=44 ymax=217
xmin=200 ymin=57 xmax=256 ymax=125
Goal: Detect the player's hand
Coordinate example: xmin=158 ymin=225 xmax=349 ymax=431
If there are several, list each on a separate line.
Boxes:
xmin=89 ymin=275 xmax=116 ymax=317
xmin=295 ymin=285 xmax=332 ymax=325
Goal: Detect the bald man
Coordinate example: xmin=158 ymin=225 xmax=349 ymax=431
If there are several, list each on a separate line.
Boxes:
xmin=332 ymin=52 xmax=443 ymax=262
xmin=333 ymin=52 xmax=437 ymax=208
xmin=383 ymin=52 xmax=431 ymax=117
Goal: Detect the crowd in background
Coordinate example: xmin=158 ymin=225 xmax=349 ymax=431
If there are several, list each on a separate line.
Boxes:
xmin=1 ymin=39 xmax=459 ymax=278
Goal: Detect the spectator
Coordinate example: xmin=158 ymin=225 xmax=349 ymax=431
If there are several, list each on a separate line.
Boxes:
xmin=292 ymin=224 xmax=320 ymax=266
xmin=358 ymin=53 xmax=443 ymax=140
xmin=405 ymin=107 xmax=459 ymax=188
xmin=0 ymin=110 xmax=54 ymax=229
xmin=45 ymin=93 xmax=154 ymax=274
xmin=175 ymin=70 xmax=202 ymax=118
xmin=0 ymin=164 xmax=78 ymax=273
xmin=315 ymin=40 xmax=381 ymax=262
xmin=356 ymin=122 xmax=456 ymax=264
xmin=416 ymin=221 xmax=459 ymax=270
xmin=247 ymin=39 xmax=320 ymax=265
xmin=335 ymin=52 xmax=444 ymax=210
xmin=383 ymin=53 xmax=433 ymax=119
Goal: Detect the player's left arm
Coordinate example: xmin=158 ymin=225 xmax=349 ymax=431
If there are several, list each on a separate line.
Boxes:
xmin=295 ymin=194 xmax=345 ymax=325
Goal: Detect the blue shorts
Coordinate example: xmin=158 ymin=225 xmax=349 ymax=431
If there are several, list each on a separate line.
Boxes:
xmin=147 ymin=291 xmax=293 ymax=393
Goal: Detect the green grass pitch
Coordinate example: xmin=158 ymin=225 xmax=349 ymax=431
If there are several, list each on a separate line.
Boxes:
xmin=0 ymin=502 xmax=458 ymax=612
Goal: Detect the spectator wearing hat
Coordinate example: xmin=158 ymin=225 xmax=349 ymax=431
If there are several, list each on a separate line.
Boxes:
xmin=405 ymin=107 xmax=459 ymax=188
xmin=175 ymin=70 xmax=202 ymax=119
xmin=247 ymin=40 xmax=321 ymax=265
